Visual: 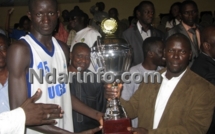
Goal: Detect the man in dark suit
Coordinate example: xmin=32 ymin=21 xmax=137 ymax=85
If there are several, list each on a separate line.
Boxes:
xmin=191 ymin=25 xmax=215 ymax=134
xmin=167 ymin=0 xmax=201 ymax=66
xmin=123 ymin=1 xmax=164 ymax=66
xmin=106 ymin=33 xmax=215 ymax=134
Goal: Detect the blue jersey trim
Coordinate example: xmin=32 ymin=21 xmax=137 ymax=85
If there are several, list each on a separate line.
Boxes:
xmin=29 ymin=33 xmax=55 ymax=57
xmin=20 ymin=39 xmax=34 ymax=98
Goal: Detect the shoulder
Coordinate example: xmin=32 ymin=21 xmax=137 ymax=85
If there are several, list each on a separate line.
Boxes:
xmin=9 ymin=39 xmax=31 ymax=56
xmin=57 ymin=39 xmax=69 ymax=51
xmin=56 ymin=39 xmax=69 ymax=62
xmin=124 ymin=25 xmax=137 ymax=33
xmin=123 ymin=25 xmax=137 ymax=38
xmin=186 ymin=69 xmax=214 ymax=90
xmin=7 ymin=39 xmax=31 ymax=71
xmin=86 ymin=27 xmax=101 ymax=35
xmin=151 ymin=27 xmax=164 ymax=35
xmin=130 ymin=64 xmax=142 ymax=72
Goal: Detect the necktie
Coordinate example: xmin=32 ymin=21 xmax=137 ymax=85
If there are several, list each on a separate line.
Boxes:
xmin=188 ymin=28 xmax=199 ymax=57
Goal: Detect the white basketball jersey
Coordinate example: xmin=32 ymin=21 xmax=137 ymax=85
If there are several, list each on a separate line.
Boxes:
xmin=21 ymin=34 xmax=73 ymax=133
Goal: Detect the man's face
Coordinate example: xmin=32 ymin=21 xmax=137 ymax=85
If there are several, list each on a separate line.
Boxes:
xmin=171 ymin=5 xmax=180 ymax=18
xmin=164 ymin=38 xmax=192 ymax=77
xmin=152 ymin=41 xmax=165 ymax=66
xmin=23 ymin=20 xmax=31 ymax=31
xmin=181 ymin=4 xmax=198 ymax=27
xmin=62 ymin=11 xmax=69 ymax=20
xmin=70 ymin=46 xmax=90 ymax=72
xmin=28 ymin=0 xmax=59 ymax=35
xmin=208 ymin=36 xmax=215 ymax=59
xmin=69 ymin=16 xmax=81 ymax=31
xmin=109 ymin=10 xmax=117 ymax=19
xmin=0 ymin=38 xmax=7 ymax=68
xmin=137 ymin=4 xmax=154 ymax=25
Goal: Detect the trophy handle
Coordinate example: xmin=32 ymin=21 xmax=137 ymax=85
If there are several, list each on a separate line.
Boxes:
xmin=96 ymin=36 xmax=106 ymax=71
xmin=97 ymin=36 xmax=102 ymax=54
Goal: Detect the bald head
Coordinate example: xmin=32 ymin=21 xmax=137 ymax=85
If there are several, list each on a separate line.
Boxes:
xmin=166 ymin=33 xmax=191 ymax=51
xmin=201 ymin=26 xmax=215 ymax=44
xmin=201 ymin=26 xmax=215 ymax=58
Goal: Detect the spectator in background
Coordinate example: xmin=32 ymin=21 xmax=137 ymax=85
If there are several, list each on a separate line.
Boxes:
xmin=123 ymin=1 xmax=164 ymax=66
xmin=108 ymin=8 xmax=128 ymax=38
xmin=13 ymin=23 xmax=19 ymax=29
xmin=191 ymin=26 xmax=215 ymax=134
xmin=69 ymin=43 xmax=106 ymax=134
xmin=165 ymin=2 xmax=181 ymax=31
xmin=62 ymin=9 xmax=70 ymax=27
xmin=67 ymin=7 xmax=80 ymax=47
xmin=128 ymin=6 xmax=138 ymax=27
xmin=69 ymin=9 xmax=101 ymax=73
xmin=0 ymin=33 xmax=10 ymax=114
xmin=167 ymin=0 xmax=201 ymax=66
xmin=6 ymin=14 xmax=31 ymax=40
xmin=53 ymin=10 xmax=70 ymax=43
xmin=90 ymin=2 xmax=108 ymax=33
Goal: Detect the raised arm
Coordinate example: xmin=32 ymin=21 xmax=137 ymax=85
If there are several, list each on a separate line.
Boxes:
xmin=5 ymin=8 xmax=14 ymax=36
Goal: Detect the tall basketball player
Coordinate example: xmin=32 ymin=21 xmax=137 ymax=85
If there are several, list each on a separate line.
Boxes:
xmin=7 ymin=0 xmax=102 ymax=133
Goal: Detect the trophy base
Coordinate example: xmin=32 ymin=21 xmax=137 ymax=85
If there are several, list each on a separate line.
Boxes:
xmin=103 ymin=118 xmax=132 ymax=134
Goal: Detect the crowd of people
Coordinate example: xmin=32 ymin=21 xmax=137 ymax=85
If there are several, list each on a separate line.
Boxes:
xmin=0 ymin=0 xmax=215 ymax=134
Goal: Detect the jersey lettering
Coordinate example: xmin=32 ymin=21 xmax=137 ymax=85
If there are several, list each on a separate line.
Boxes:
xmin=48 ymin=83 xmax=66 ymax=99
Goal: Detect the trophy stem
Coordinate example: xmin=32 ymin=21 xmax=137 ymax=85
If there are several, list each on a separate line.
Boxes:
xmin=104 ymin=82 xmax=128 ymax=120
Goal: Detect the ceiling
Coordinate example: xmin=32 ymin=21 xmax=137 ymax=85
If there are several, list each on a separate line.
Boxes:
xmin=0 ymin=0 xmax=90 ymax=6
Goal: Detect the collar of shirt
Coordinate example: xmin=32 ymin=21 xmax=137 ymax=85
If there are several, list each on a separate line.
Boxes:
xmin=182 ymin=22 xmax=200 ymax=48
xmin=137 ymin=21 xmax=150 ymax=33
xmin=161 ymin=68 xmax=187 ymax=81
xmin=137 ymin=21 xmax=151 ymax=40
xmin=182 ymin=21 xmax=196 ymax=31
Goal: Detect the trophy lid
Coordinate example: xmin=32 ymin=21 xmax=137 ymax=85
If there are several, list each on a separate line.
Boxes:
xmin=101 ymin=18 xmax=118 ymax=35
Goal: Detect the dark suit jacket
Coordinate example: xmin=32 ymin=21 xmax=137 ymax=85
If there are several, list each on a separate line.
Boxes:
xmin=123 ymin=24 xmax=164 ymax=66
xmin=166 ymin=23 xmax=202 ymax=66
xmin=191 ymin=53 xmax=215 ymax=134
xmin=121 ymin=68 xmax=215 ymax=134
xmin=191 ymin=53 xmax=215 ymax=85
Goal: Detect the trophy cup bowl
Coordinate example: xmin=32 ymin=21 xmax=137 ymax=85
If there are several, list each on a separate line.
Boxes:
xmin=91 ymin=18 xmax=132 ymax=134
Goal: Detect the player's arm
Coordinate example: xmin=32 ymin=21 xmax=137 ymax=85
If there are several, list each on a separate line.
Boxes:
xmin=71 ymin=94 xmax=103 ymax=125
xmin=59 ymin=41 xmax=104 ymax=125
xmin=7 ymin=40 xmax=30 ymax=109
xmin=7 ymin=41 xmax=73 ymax=134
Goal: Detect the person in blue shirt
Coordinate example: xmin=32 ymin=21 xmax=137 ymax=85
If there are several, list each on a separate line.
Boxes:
xmin=0 ymin=33 xmax=10 ymax=113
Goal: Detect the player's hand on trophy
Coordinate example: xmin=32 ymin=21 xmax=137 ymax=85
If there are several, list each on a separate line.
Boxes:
xmin=104 ymin=83 xmax=123 ymax=100
xmin=21 ymin=89 xmax=63 ymax=126
xmin=127 ymin=127 xmax=148 ymax=134
xmin=77 ymin=126 xmax=103 ymax=134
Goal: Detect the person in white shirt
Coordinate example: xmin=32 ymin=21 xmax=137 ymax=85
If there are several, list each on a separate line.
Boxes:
xmin=105 ymin=33 xmax=215 ymax=134
xmin=165 ymin=2 xmax=181 ymax=31
xmin=121 ymin=37 xmax=165 ymax=127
